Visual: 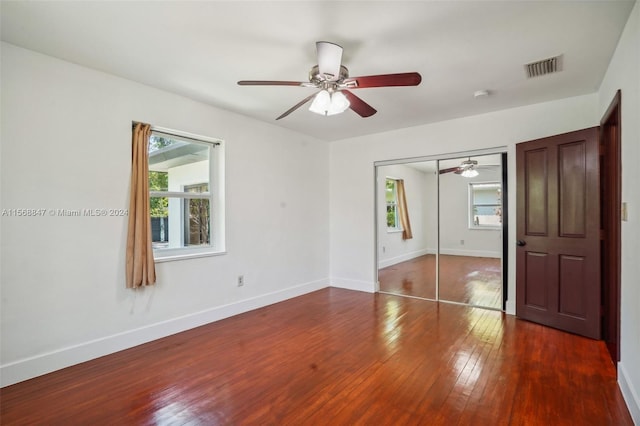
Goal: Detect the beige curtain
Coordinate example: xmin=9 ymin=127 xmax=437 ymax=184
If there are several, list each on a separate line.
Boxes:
xmin=126 ymin=122 xmax=156 ymax=288
xmin=396 ymin=179 xmax=413 ymax=240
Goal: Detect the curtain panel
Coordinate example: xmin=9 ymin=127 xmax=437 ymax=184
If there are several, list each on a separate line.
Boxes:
xmin=126 ymin=122 xmax=156 ymax=288
xmin=396 ymin=179 xmax=413 ymax=240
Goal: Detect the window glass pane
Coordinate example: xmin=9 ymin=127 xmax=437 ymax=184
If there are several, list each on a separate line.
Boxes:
xmin=385 ymin=179 xmax=396 ymax=202
xmin=475 ymin=211 xmax=501 ymax=226
xmin=149 ymin=171 xmax=169 ymax=192
xmin=149 ymin=135 xmax=182 ymax=153
xmin=386 ymin=204 xmax=396 ymax=228
xmin=151 ymin=197 xmax=211 ymax=250
xmin=470 ymin=182 xmax=502 ymax=228
xmin=150 ymin=196 xmax=169 ymax=249
xmin=184 ymin=197 xmax=210 ymax=247
xmin=148 ymin=135 xmax=210 ymax=193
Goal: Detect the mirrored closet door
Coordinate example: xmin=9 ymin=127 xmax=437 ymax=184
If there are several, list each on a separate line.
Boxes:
xmin=377 ymin=153 xmax=504 ymax=310
xmin=377 ymin=161 xmax=438 ymax=300
xmin=437 ymin=154 xmax=503 ymax=309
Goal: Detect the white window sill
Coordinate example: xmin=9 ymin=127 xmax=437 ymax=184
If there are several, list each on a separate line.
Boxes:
xmin=468 ymin=226 xmax=501 ymax=231
xmin=387 ymin=229 xmax=404 ymax=234
xmin=154 ymin=250 xmax=227 ymax=263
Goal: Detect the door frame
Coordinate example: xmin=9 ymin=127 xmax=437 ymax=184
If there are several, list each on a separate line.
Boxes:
xmin=600 ymin=90 xmax=622 ymax=363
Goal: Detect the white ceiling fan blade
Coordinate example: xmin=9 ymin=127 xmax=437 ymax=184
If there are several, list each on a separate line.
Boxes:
xmin=316 ymin=41 xmax=343 ymax=81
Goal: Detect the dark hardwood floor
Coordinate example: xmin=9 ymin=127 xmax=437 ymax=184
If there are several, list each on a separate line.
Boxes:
xmin=0 ymin=288 xmax=632 ymax=425
xmin=379 ymin=254 xmax=502 ymax=309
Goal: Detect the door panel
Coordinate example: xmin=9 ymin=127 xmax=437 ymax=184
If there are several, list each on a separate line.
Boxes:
xmin=524 ymin=252 xmax=549 ymax=310
xmin=558 ymin=141 xmax=587 ymax=237
xmin=524 ymin=148 xmax=549 ymax=236
xmin=516 ymin=127 xmax=600 ymax=339
xmin=558 ymin=254 xmax=586 ymax=318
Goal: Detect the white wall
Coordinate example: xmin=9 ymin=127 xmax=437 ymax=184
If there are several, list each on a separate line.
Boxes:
xmin=0 ymin=43 xmax=330 ymax=386
xmin=598 ymin=2 xmax=640 ymax=422
xmin=377 ymin=164 xmax=434 ymax=268
xmin=329 ymin=93 xmax=599 ymax=306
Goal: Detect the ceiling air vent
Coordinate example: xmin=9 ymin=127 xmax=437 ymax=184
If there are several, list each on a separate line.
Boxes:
xmin=525 ymin=55 xmax=562 ymax=78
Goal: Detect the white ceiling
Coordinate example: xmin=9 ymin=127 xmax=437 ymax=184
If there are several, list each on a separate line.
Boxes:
xmin=1 ymin=1 xmax=635 ymax=142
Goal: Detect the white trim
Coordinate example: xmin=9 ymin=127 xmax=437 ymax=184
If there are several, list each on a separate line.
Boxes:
xmin=505 ymin=299 xmax=516 ymax=315
xmin=154 ymin=249 xmax=227 ymax=263
xmin=0 ymin=278 xmax=329 ymax=387
xmin=619 ymin=362 xmax=640 ymax=424
xmin=439 ymin=248 xmax=501 ymax=258
xmin=331 ymin=277 xmax=376 ymax=293
xmin=150 ymin=125 xmax=223 ymax=146
xmin=378 ymin=248 xmax=434 ymax=269
xmin=374 ymin=146 xmax=508 ymax=167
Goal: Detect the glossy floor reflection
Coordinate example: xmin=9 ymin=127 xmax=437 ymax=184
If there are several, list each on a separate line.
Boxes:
xmin=1 ymin=289 xmax=632 ymax=425
xmin=378 ymin=254 xmax=502 ymax=309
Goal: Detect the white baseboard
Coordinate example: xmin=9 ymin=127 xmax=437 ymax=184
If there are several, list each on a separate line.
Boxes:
xmin=619 ymin=362 xmax=640 ymax=424
xmin=378 ymin=248 xmax=500 ymax=269
xmin=330 ymin=277 xmax=376 ymax=293
xmin=378 ymin=248 xmax=433 ymax=269
xmin=0 ymin=278 xmax=329 ymax=388
xmin=439 ymin=248 xmax=501 ymax=258
xmin=505 ymin=299 xmax=516 ymax=315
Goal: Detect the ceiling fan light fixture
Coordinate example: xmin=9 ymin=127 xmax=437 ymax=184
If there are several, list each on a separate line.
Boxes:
xmin=309 ymin=90 xmax=350 ymax=116
xmin=309 ymin=90 xmax=331 ymax=115
xmin=461 ymin=168 xmax=479 ymax=178
xmin=327 ymin=91 xmax=350 ymax=115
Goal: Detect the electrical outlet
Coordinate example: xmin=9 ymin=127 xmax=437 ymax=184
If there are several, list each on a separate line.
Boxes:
xmin=237 ymin=275 xmax=244 ymax=287
xmin=460 ymin=239 xmax=465 ymax=245
xmin=382 ymin=246 xmax=386 ymax=253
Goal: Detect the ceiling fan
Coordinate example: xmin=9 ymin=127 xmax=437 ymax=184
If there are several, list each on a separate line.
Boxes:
xmin=439 ymin=158 xmax=500 ymax=178
xmin=237 ymin=41 xmax=422 ymax=120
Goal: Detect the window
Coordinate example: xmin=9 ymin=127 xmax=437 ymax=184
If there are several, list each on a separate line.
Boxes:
xmin=386 ymin=178 xmax=402 ymax=231
xmin=148 ymin=128 xmax=224 ymax=259
xmin=469 ymin=182 xmax=502 ymax=229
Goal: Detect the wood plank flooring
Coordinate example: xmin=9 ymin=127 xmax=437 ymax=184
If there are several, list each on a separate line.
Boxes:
xmin=0 ymin=288 xmax=632 ymax=425
xmin=379 ymin=254 xmax=502 ymax=309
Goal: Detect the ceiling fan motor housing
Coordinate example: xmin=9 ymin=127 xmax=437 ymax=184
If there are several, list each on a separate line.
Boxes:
xmin=309 ymin=65 xmax=350 ymax=87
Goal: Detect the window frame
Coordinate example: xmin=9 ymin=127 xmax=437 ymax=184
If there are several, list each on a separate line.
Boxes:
xmin=468 ymin=181 xmax=502 ymax=230
xmin=385 ymin=178 xmax=403 ymax=233
xmin=148 ymin=127 xmax=225 ymax=262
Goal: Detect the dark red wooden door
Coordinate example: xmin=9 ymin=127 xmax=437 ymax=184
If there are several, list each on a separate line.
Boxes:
xmin=516 ymin=127 xmax=600 ymax=339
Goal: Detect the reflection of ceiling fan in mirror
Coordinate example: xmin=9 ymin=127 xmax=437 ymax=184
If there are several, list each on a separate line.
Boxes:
xmin=439 ymin=158 xmax=500 ymax=178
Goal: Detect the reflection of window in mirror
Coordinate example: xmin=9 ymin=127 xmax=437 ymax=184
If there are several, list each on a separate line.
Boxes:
xmin=385 ymin=178 xmax=402 ymax=231
xmin=469 ymin=182 xmax=502 ymax=229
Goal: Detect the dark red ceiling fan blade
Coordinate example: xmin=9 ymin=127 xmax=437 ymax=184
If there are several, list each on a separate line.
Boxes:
xmin=345 ymin=72 xmax=422 ymax=89
xmin=238 ymin=80 xmax=309 ymax=86
xmin=341 ymin=90 xmax=377 ymax=117
xmin=275 ymin=91 xmax=320 ymax=120
xmin=439 ymin=167 xmax=462 ymax=175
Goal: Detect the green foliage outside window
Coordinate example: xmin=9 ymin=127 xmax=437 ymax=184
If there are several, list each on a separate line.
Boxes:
xmin=386 ymin=178 xmax=399 ymax=229
xmin=148 ymin=135 xmax=174 ymax=218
